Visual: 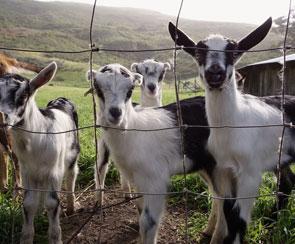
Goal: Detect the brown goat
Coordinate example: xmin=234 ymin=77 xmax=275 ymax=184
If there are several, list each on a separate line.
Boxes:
xmin=0 ymin=53 xmax=42 ymax=76
xmin=0 ymin=53 xmax=42 ymax=192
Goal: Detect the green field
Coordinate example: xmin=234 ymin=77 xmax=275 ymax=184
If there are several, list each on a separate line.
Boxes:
xmin=0 ymin=84 xmax=295 ymax=243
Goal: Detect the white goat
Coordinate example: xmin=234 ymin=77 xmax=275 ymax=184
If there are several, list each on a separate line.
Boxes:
xmin=94 ymin=59 xmax=170 ymax=202
xmin=0 ymin=62 xmax=80 ymax=244
xmin=169 ymin=18 xmax=295 ymax=243
xmin=131 ymin=59 xmax=171 ymax=107
xmin=89 ymin=64 xmax=218 ymax=243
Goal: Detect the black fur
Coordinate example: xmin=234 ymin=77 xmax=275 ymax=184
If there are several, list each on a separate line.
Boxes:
xmin=260 ymin=95 xmax=295 ymax=211
xmin=158 ymin=70 xmax=165 ymax=82
xmin=144 ymin=207 xmax=156 ymax=234
xmin=23 ymin=206 xmax=29 ymax=223
xmin=225 ymin=41 xmax=238 ymax=66
xmin=99 ymin=142 xmax=110 ymax=173
xmin=1 ymin=73 xmax=29 ymax=83
xmin=223 ymin=199 xmax=247 ymax=244
xmin=196 ymin=41 xmax=208 ymax=66
xmin=168 ymin=22 xmax=196 ymax=57
xmin=39 ymin=108 xmax=55 ymax=120
xmin=23 ymin=190 xmax=29 ymax=223
xmin=47 ymin=97 xmax=80 ymax=169
xmin=161 ymin=96 xmax=216 ymax=176
xmin=50 ymin=191 xmax=60 ymax=218
xmin=94 ymin=83 xmax=105 ymax=102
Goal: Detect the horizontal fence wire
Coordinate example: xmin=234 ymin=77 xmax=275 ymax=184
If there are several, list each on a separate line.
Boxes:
xmin=0 ymin=46 xmax=295 ymax=54
xmin=1 ymin=122 xmax=295 ymax=135
xmin=13 ymin=185 xmax=295 ymax=200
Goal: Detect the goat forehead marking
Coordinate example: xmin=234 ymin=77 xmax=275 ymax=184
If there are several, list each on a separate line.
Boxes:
xmin=139 ymin=61 xmax=164 ymax=75
xmin=205 ymin=35 xmax=229 ymax=51
xmin=96 ymin=73 xmax=132 ymax=93
xmin=201 ymin=35 xmax=230 ymax=68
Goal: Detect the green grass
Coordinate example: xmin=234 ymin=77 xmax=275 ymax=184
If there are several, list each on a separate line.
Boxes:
xmin=0 ymin=84 xmax=294 ymax=243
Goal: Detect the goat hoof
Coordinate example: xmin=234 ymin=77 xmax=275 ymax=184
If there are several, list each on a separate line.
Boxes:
xmin=20 ymin=235 xmax=34 ymax=244
xmin=66 ymin=206 xmax=75 ymax=215
xmin=66 ymin=201 xmax=81 ymax=215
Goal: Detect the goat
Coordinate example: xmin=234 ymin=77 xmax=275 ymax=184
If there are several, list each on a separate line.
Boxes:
xmin=169 ymin=18 xmax=295 ymax=243
xmin=0 ymin=53 xmax=42 ymax=76
xmin=0 ymin=62 xmax=80 ymax=244
xmin=131 ymin=59 xmax=171 ymax=107
xmin=88 ymin=63 xmax=217 ymax=243
xmin=0 ymin=53 xmax=42 ymax=193
xmin=94 ymin=59 xmax=171 ymax=203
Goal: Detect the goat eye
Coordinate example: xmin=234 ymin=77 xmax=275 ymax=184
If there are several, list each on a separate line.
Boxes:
xmin=95 ymin=86 xmax=105 ymax=101
xmin=196 ymin=41 xmax=208 ymax=65
xmin=101 ymin=66 xmax=112 ymax=73
xmin=158 ymin=71 xmax=165 ymax=81
xmin=120 ymin=68 xmax=130 ymax=78
xmin=126 ymin=88 xmax=133 ymax=100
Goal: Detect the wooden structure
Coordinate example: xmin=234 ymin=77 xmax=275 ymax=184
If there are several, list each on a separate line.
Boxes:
xmin=238 ymin=54 xmax=295 ymax=96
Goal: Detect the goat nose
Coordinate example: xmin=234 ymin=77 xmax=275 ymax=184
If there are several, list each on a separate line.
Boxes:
xmin=208 ymin=64 xmax=223 ymax=74
xmin=147 ymin=83 xmax=156 ymax=92
xmin=109 ymin=107 xmax=122 ymax=119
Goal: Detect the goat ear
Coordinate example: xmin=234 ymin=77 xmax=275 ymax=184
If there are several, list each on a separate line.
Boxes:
xmin=237 ymin=17 xmax=272 ymax=57
xmin=133 ymin=73 xmax=143 ymax=86
xmin=84 ymin=88 xmax=93 ymax=97
xmin=168 ymin=22 xmax=196 ymax=57
xmin=86 ymin=70 xmax=97 ymax=82
xmin=164 ymin=62 xmax=171 ymax=70
xmin=130 ymin=63 xmax=139 ymax=73
xmin=29 ymin=62 xmax=57 ymax=93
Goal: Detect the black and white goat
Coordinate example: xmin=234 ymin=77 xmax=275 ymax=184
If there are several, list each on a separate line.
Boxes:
xmin=89 ymin=63 xmax=217 ymax=243
xmin=169 ymin=18 xmax=295 ymax=243
xmin=0 ymin=62 xmax=80 ymax=244
xmin=94 ymin=59 xmax=170 ymax=202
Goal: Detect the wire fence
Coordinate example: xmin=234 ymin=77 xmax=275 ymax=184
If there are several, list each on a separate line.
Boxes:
xmin=0 ymin=0 xmax=294 ymax=243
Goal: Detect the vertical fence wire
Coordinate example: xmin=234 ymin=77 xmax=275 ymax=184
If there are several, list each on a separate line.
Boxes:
xmin=276 ymin=0 xmax=293 ymax=213
xmin=65 ymin=0 xmax=101 ymax=243
xmin=88 ymin=1 xmax=106 ymax=242
xmin=173 ymin=0 xmax=189 ymax=242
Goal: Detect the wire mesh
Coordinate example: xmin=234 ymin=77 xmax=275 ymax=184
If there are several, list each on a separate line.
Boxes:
xmin=0 ymin=0 xmax=293 ymax=243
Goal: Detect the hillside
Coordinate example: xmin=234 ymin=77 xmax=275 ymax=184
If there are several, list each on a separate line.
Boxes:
xmin=0 ymin=0 xmax=284 ymax=87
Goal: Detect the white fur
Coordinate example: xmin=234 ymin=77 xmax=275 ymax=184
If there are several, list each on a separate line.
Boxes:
xmin=95 ymin=60 xmax=171 ymax=202
xmin=200 ymin=35 xmax=293 ymax=243
xmin=0 ymin=63 xmax=79 ymax=244
xmin=92 ymin=64 xmax=193 ymax=243
xmin=131 ymin=59 xmax=171 ymax=107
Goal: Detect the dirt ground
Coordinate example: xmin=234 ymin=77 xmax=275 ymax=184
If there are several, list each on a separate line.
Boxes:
xmin=61 ymin=185 xmax=196 ymax=244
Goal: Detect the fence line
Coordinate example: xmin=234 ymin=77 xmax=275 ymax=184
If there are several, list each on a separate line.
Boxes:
xmin=1 ymin=122 xmax=294 ymax=135
xmin=276 ymin=0 xmax=293 ymax=213
xmin=14 ymin=185 xmax=295 ymax=200
xmin=0 ymin=45 xmax=294 ymax=54
xmin=0 ymin=0 xmax=293 ymax=242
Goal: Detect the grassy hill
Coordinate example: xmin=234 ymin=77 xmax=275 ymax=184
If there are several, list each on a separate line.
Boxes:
xmin=0 ymin=0 xmax=284 ymax=87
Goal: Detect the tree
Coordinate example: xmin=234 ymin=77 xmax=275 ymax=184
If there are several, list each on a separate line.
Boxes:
xmin=274 ymin=10 xmax=295 ymax=46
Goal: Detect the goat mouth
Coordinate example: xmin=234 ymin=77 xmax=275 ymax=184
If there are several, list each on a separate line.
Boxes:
xmin=206 ymin=80 xmax=224 ymax=89
xmin=107 ymin=117 xmax=122 ymax=127
xmin=146 ymin=88 xmax=157 ymax=96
